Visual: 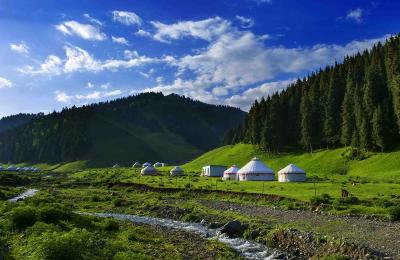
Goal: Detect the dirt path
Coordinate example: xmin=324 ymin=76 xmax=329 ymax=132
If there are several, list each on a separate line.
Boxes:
xmin=201 ymin=200 xmax=400 ymax=258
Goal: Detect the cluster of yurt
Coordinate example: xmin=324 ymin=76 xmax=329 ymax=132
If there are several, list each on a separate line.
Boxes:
xmin=170 ymin=166 xmax=185 ymax=176
xmin=205 ymin=157 xmax=306 ymax=182
xmin=0 ymin=165 xmax=40 ymax=172
xmin=141 ymin=164 xmax=158 ymax=176
xmin=223 ymin=165 xmax=239 ymax=180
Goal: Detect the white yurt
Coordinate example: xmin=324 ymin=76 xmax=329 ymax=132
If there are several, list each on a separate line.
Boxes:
xmin=141 ymin=165 xmax=158 ymax=176
xmin=238 ymin=157 xmax=274 ymax=181
xmin=112 ymin=164 xmax=120 ymax=168
xmin=142 ymin=162 xmax=151 ymax=168
xmin=7 ymin=165 xmax=17 ymax=171
xmin=223 ymin=165 xmax=240 ymax=180
xmin=0 ymin=165 xmax=3 ymax=171
xmin=153 ymin=162 xmax=163 ymax=167
xmin=170 ymin=166 xmax=185 ymax=176
xmin=278 ymin=164 xmax=306 ymax=182
xmin=132 ymin=162 xmax=141 ymax=168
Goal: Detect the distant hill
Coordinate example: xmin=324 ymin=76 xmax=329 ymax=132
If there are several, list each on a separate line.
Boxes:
xmin=0 ymin=93 xmax=245 ymax=166
xmin=0 ymin=113 xmax=40 ymax=134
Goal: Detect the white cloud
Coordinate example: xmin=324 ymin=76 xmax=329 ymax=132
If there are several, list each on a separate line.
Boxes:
xmin=150 ymin=17 xmax=230 ymax=43
xmin=19 ymin=55 xmax=63 ymax=75
xmin=135 ymin=29 xmax=152 ymax=38
xmin=111 ymin=36 xmax=130 ymax=45
xmin=55 ymin=89 xmax=124 ymax=103
xmin=104 ymin=89 xmax=123 ymax=97
xmin=10 ymin=42 xmax=29 ymax=55
xmin=225 ymin=79 xmax=294 ymax=110
xmin=143 ymin=15 xmax=387 ymax=110
xmin=112 ymin=10 xmax=141 ymax=26
xmin=0 ymin=77 xmax=13 ymax=89
xmin=83 ymin=13 xmax=103 ymax=26
xmin=75 ymin=91 xmax=101 ymax=100
xmin=21 ymin=45 xmax=159 ymax=75
xmin=346 ymin=8 xmax=364 ymax=23
xmin=56 ymin=21 xmax=107 ymax=41
xmin=54 ymin=90 xmax=72 ymax=103
xmin=235 ymin=15 xmax=254 ymax=28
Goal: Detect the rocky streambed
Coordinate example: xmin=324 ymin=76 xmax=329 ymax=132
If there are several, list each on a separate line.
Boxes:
xmin=81 ymin=212 xmax=283 ymax=260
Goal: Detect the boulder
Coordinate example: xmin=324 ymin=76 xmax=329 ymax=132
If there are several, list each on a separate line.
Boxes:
xmin=221 ymin=220 xmax=243 ymax=237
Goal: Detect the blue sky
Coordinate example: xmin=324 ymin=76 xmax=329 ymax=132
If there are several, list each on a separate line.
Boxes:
xmin=0 ymin=0 xmax=399 ymax=117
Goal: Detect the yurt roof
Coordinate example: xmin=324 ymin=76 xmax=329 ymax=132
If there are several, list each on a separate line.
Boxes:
xmin=170 ymin=166 xmax=184 ymax=173
xmin=141 ymin=165 xmax=157 ymax=174
xmin=224 ymin=165 xmax=239 ymax=174
xmin=237 ymin=157 xmax=274 ymax=174
xmin=154 ymin=162 xmax=162 ymax=166
xmin=278 ymin=164 xmax=306 ymax=174
xmin=142 ymin=162 xmax=151 ymax=167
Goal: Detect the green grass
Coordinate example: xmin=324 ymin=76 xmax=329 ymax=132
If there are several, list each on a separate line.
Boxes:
xmin=181 ymin=143 xmax=400 ymax=182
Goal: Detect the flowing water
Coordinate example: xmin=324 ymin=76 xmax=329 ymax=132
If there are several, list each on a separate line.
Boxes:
xmin=82 ymin=212 xmax=280 ymax=260
xmin=8 ymin=188 xmax=38 ymax=202
xmin=9 ymin=190 xmax=280 ymax=259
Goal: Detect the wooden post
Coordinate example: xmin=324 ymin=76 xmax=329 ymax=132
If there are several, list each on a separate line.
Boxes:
xmin=262 ymin=182 xmax=265 ymax=194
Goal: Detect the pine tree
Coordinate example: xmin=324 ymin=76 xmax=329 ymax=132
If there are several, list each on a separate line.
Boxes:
xmin=341 ymin=68 xmax=355 ymax=146
xmin=300 ymin=90 xmax=313 ymax=152
xmin=372 ymin=105 xmax=386 ymax=151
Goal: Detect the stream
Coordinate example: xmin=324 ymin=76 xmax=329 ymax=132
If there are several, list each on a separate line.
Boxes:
xmin=7 ymin=188 xmax=38 ymax=202
xmin=81 ymin=212 xmax=280 ymax=260
xmin=9 ymin=190 xmax=280 ymax=259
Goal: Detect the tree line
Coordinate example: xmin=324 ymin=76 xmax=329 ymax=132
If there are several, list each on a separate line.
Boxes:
xmin=224 ymin=34 xmax=400 ymax=154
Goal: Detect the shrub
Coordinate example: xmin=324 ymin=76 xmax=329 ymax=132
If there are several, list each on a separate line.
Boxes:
xmin=38 ymin=207 xmax=70 ymax=224
xmin=113 ymin=198 xmax=123 ymax=207
xmin=10 ymin=206 xmax=37 ymax=230
xmin=338 ymin=196 xmax=359 ymax=205
xmin=388 ymin=206 xmax=400 ymax=221
xmin=27 ymin=228 xmax=96 ymax=260
xmin=310 ymin=194 xmax=331 ymax=206
xmin=102 ymin=218 xmax=119 ymax=231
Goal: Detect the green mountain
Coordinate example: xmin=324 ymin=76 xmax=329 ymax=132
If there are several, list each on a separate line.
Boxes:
xmin=0 ymin=113 xmax=40 ymax=134
xmin=226 ymin=35 xmax=400 ymax=153
xmin=0 ymin=93 xmax=245 ymax=166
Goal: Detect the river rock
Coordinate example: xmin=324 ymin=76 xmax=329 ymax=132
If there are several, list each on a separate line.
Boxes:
xmin=221 ymin=220 xmax=243 ymax=237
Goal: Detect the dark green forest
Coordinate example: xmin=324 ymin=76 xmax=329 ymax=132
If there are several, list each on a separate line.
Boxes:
xmin=0 ymin=93 xmax=245 ymax=165
xmin=0 ymin=113 xmax=40 ymax=134
xmin=225 ymin=35 xmax=400 ymax=154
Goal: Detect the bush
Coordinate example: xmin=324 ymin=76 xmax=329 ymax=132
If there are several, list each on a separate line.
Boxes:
xmin=113 ymin=198 xmax=123 ymax=207
xmin=10 ymin=207 xmax=37 ymax=230
xmin=338 ymin=196 xmax=359 ymax=205
xmin=27 ymin=228 xmax=96 ymax=260
xmin=310 ymin=194 xmax=331 ymax=206
xmin=102 ymin=218 xmax=119 ymax=231
xmin=38 ymin=207 xmax=70 ymax=224
xmin=388 ymin=206 xmax=400 ymax=221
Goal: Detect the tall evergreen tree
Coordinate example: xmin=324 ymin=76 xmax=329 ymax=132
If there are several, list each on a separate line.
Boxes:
xmin=341 ymin=68 xmax=355 ymax=146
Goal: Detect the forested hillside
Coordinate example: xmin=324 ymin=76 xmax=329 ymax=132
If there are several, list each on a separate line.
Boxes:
xmin=0 ymin=113 xmax=40 ymax=134
xmin=0 ymin=93 xmax=245 ymax=166
xmin=225 ymin=34 xmax=400 ymax=154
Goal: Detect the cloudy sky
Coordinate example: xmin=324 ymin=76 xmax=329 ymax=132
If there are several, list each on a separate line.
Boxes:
xmin=0 ymin=0 xmax=399 ymax=117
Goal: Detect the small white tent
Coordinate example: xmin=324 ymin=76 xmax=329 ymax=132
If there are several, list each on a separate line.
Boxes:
xmin=153 ymin=162 xmax=163 ymax=167
xmin=142 ymin=162 xmax=151 ymax=168
xmin=141 ymin=165 xmax=158 ymax=176
xmin=223 ymin=165 xmax=239 ymax=180
xmin=278 ymin=164 xmax=306 ymax=182
xmin=132 ymin=162 xmax=141 ymax=168
xmin=0 ymin=165 xmax=3 ymax=171
xmin=238 ymin=157 xmax=274 ymax=181
xmin=170 ymin=166 xmax=185 ymax=176
xmin=7 ymin=165 xmax=17 ymax=171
